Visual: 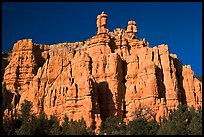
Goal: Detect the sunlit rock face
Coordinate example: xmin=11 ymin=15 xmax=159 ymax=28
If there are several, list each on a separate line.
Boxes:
xmin=3 ymin=12 xmax=202 ymax=130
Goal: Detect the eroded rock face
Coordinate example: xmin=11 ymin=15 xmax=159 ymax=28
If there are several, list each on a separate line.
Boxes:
xmin=3 ymin=39 xmax=49 ymax=95
xmin=3 ymin=11 xmax=202 ymax=130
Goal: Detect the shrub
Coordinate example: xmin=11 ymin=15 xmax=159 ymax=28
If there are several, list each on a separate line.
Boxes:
xmin=99 ymin=116 xmax=126 ymax=135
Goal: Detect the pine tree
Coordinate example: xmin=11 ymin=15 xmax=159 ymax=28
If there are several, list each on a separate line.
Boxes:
xmin=61 ymin=115 xmax=71 ymax=135
xmin=2 ymin=117 xmax=14 ymax=135
xmin=15 ymin=100 xmax=35 ymax=135
xmin=61 ymin=115 xmax=90 ymax=135
xmin=186 ymin=107 xmax=202 ymax=135
xmin=33 ymin=113 xmax=50 ymax=135
xmin=100 ymin=116 xmax=126 ymax=135
xmin=126 ymin=118 xmax=148 ymax=135
xmin=19 ymin=100 xmax=33 ymax=120
xmin=68 ymin=119 xmax=89 ymax=135
xmin=49 ymin=115 xmax=62 ymax=135
xmin=157 ymin=105 xmax=189 ymax=135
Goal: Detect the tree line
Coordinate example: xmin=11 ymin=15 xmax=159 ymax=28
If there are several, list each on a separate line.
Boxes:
xmin=1 ymin=99 xmax=202 ymax=135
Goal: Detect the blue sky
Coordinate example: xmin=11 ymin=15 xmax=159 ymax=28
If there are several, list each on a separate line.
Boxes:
xmin=2 ymin=2 xmax=202 ymax=76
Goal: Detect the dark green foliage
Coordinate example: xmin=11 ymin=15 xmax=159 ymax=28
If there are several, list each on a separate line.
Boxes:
xmin=61 ymin=115 xmax=70 ymax=135
xmin=126 ymin=118 xmax=159 ymax=135
xmin=2 ymin=100 xmax=202 ymax=135
xmin=49 ymin=121 xmax=62 ymax=135
xmin=99 ymin=116 xmax=126 ymax=135
xmin=145 ymin=119 xmax=159 ymax=135
xmin=157 ymin=120 xmax=177 ymax=135
xmin=49 ymin=115 xmax=62 ymax=135
xmin=61 ymin=116 xmax=89 ymax=135
xmin=19 ymin=100 xmax=33 ymax=120
xmin=126 ymin=118 xmax=147 ymax=135
xmin=15 ymin=100 xmax=51 ymax=135
xmin=15 ymin=111 xmax=54 ymax=135
xmin=15 ymin=100 xmax=34 ymax=135
xmin=2 ymin=82 xmax=13 ymax=112
xmin=32 ymin=113 xmax=51 ymax=135
xmin=157 ymin=105 xmax=188 ymax=135
xmin=157 ymin=105 xmax=202 ymax=135
xmin=15 ymin=117 xmax=35 ymax=135
xmin=2 ymin=117 xmax=15 ymax=135
xmin=186 ymin=107 xmax=202 ymax=135
xmin=68 ymin=119 xmax=89 ymax=135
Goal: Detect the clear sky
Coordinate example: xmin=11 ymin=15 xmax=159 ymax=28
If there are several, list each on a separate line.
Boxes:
xmin=2 ymin=2 xmax=202 ymax=76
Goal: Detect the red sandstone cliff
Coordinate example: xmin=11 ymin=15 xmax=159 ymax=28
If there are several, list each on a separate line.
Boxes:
xmin=2 ymin=12 xmax=202 ymax=131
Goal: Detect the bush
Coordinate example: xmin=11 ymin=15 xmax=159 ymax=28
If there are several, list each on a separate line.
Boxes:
xmin=186 ymin=107 xmax=202 ymax=135
xmin=157 ymin=105 xmax=202 ymax=135
xmin=2 ymin=117 xmax=14 ymax=135
xmin=126 ymin=117 xmax=159 ymax=135
xmin=99 ymin=116 xmax=126 ymax=135
xmin=49 ymin=115 xmax=62 ymax=135
xmin=19 ymin=100 xmax=33 ymax=120
xmin=61 ymin=115 xmax=89 ymax=135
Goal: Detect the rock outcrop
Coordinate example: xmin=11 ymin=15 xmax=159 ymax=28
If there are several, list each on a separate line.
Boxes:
xmin=2 ymin=12 xmax=202 ymax=130
xmin=3 ymin=39 xmax=49 ymax=95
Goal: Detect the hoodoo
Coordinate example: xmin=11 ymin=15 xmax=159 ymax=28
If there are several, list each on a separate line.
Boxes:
xmin=3 ymin=12 xmax=202 ymax=131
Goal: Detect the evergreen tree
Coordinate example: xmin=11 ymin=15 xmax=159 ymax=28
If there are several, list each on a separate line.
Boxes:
xmin=2 ymin=82 xmax=13 ymax=112
xmin=15 ymin=117 xmax=35 ymax=135
xmin=126 ymin=118 xmax=148 ymax=135
xmin=186 ymin=107 xmax=202 ymax=135
xmin=61 ymin=115 xmax=90 ymax=135
xmin=68 ymin=119 xmax=89 ymax=135
xmin=19 ymin=100 xmax=33 ymax=120
xmin=15 ymin=100 xmax=35 ymax=135
xmin=100 ymin=116 xmax=126 ymax=135
xmin=33 ymin=113 xmax=50 ymax=135
xmin=2 ymin=117 xmax=14 ymax=135
xmin=49 ymin=115 xmax=62 ymax=135
xmin=61 ymin=115 xmax=71 ymax=135
xmin=145 ymin=119 xmax=159 ymax=135
xmin=157 ymin=120 xmax=178 ymax=135
xmin=157 ymin=105 xmax=189 ymax=135
xmin=2 ymin=95 xmax=202 ymax=135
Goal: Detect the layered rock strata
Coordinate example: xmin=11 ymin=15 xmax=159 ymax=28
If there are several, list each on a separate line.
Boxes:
xmin=3 ymin=12 xmax=202 ymax=130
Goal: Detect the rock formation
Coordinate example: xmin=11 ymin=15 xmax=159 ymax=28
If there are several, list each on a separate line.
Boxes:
xmin=2 ymin=11 xmax=202 ymax=131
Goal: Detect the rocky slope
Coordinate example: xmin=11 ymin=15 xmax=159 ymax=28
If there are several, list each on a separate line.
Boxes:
xmin=2 ymin=12 xmax=202 ymax=131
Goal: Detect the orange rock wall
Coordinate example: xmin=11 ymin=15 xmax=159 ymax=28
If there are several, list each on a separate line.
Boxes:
xmin=3 ymin=12 xmax=202 ymax=130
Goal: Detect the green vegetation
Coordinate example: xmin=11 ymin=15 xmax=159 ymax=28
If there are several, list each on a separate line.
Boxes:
xmin=2 ymin=82 xmax=13 ymax=112
xmin=126 ymin=118 xmax=159 ymax=135
xmin=99 ymin=116 xmax=126 ymax=135
xmin=2 ymin=100 xmax=202 ymax=135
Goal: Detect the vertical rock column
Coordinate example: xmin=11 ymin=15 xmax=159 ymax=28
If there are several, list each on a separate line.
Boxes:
xmin=92 ymin=52 xmax=125 ymax=121
xmin=193 ymin=78 xmax=202 ymax=109
xmin=125 ymin=53 xmax=140 ymax=122
xmin=105 ymin=53 xmax=125 ymax=117
xmin=182 ymin=65 xmax=200 ymax=108
xmin=158 ymin=45 xmax=179 ymax=110
xmin=69 ymin=51 xmax=101 ymax=129
xmin=97 ymin=11 xmax=108 ymax=34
